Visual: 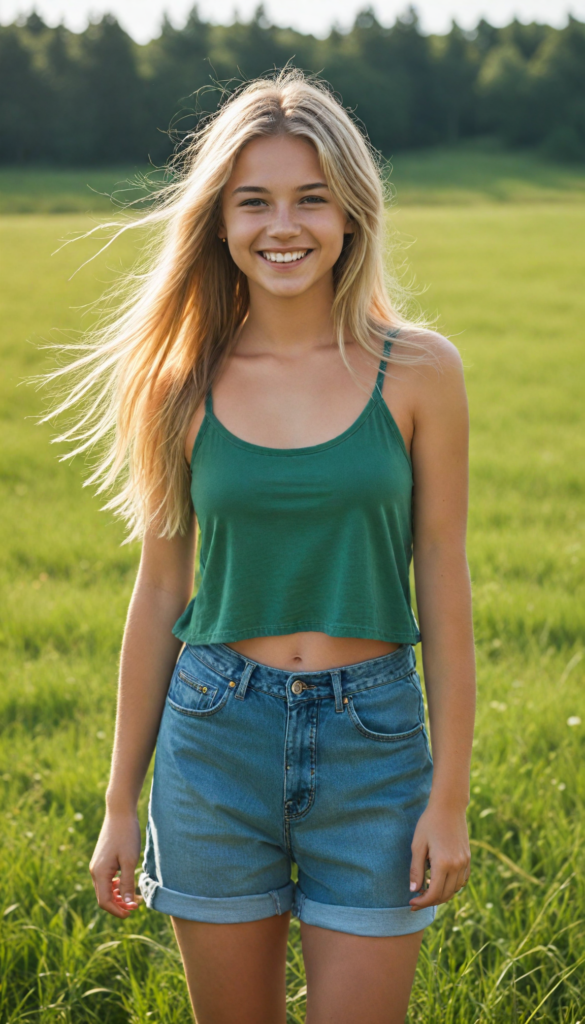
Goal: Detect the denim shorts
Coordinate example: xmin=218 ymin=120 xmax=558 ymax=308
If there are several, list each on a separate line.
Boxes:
xmin=139 ymin=641 xmax=435 ymax=936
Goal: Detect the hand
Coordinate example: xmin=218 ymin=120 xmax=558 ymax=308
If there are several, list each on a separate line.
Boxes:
xmin=408 ymin=801 xmax=470 ymax=912
xmin=89 ymin=810 xmax=142 ymax=919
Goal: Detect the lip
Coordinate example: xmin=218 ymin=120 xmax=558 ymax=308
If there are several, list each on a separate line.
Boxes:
xmin=257 ymin=248 xmax=313 ymax=268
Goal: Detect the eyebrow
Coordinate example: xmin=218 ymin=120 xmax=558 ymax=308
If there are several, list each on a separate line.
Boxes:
xmin=232 ymin=182 xmax=329 ymax=195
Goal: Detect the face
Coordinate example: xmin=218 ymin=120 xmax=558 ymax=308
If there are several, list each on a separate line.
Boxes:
xmin=218 ymin=134 xmax=354 ymax=299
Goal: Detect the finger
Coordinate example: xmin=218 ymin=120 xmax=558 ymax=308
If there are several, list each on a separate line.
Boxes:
xmin=112 ymin=877 xmax=139 ymax=909
xmin=92 ymin=872 xmax=133 ymax=918
xmin=441 ymin=869 xmax=463 ymax=904
xmin=447 ymin=866 xmax=466 ymax=898
xmin=410 ymin=866 xmax=447 ymax=910
xmin=102 ymin=897 xmax=134 ymax=919
xmin=118 ymin=860 xmax=139 ymax=909
xmin=442 ymin=855 xmax=471 ymax=902
xmin=409 ymin=840 xmax=429 ymax=896
xmin=455 ymin=863 xmax=469 ymax=894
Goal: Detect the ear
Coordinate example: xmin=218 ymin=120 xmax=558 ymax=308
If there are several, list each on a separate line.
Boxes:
xmin=343 ymin=217 xmax=356 ymax=234
xmin=217 ymin=221 xmax=226 ymax=240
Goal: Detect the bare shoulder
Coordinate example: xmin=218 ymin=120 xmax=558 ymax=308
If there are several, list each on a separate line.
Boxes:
xmin=392 ymin=326 xmax=463 ymax=374
xmin=389 ymin=328 xmax=466 ymax=410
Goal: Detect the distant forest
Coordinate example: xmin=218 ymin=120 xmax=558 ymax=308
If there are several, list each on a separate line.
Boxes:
xmin=1 ymin=6 xmax=584 ymax=165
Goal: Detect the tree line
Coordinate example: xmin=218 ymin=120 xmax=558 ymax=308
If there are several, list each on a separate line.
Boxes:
xmin=1 ymin=5 xmax=584 ymax=165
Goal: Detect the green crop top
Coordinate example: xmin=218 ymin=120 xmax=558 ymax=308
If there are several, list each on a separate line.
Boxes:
xmin=172 ymin=334 xmax=421 ymax=647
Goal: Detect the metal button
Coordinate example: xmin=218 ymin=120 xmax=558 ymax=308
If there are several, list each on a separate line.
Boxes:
xmin=291 ymin=680 xmax=304 ymax=695
xmin=229 ymin=681 xmax=236 ymax=688
xmin=343 ymin=697 xmax=348 ymax=705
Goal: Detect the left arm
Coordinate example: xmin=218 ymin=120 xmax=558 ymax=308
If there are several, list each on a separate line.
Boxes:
xmin=407 ymin=338 xmax=476 ymax=911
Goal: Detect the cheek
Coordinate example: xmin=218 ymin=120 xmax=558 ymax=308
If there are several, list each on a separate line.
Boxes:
xmin=221 ymin=203 xmax=251 ymax=242
xmin=315 ymin=229 xmax=345 ymax=269
xmin=225 ymin=218 xmax=252 ymax=247
xmin=313 ymin=212 xmax=349 ymax=253
xmin=224 ymin=223 xmax=258 ymax=269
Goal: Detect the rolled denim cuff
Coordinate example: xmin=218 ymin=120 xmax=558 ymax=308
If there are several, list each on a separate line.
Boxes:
xmin=139 ymin=873 xmax=294 ymax=923
xmin=292 ymin=887 xmax=436 ymax=936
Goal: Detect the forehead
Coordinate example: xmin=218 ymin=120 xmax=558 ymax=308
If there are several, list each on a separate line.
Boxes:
xmin=227 ymin=134 xmax=324 ymax=189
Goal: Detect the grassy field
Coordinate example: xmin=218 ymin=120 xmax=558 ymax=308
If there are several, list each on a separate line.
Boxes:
xmin=0 ymin=167 xmax=157 ymax=215
xmin=0 ymin=152 xmax=584 ymax=1022
xmin=1 ymin=141 xmax=585 ymax=213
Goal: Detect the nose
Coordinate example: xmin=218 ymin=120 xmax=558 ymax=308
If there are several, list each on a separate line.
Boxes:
xmin=267 ymin=201 xmax=302 ymax=241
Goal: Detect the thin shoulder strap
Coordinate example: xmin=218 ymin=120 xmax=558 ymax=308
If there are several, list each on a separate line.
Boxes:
xmin=374 ymin=329 xmax=398 ymax=396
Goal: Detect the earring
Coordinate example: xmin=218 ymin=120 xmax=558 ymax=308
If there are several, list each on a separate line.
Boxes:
xmin=221 ymin=237 xmax=227 ymax=243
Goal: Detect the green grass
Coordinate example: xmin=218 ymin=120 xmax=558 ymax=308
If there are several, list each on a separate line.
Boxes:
xmin=389 ymin=140 xmax=585 ymax=205
xmin=0 ymin=167 xmax=161 ymax=214
xmin=0 ymin=178 xmax=584 ymax=1021
xmin=1 ymin=142 xmax=584 ymax=214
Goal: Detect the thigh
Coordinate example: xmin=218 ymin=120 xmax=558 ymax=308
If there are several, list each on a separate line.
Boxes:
xmin=172 ymin=913 xmax=291 ymax=1024
xmin=301 ymin=922 xmax=424 ymax=1024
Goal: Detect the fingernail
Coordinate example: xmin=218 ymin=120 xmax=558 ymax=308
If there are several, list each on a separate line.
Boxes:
xmin=411 ymin=907 xmax=419 ymax=912
xmin=124 ymin=895 xmax=133 ymax=904
xmin=410 ymin=882 xmax=418 ymax=892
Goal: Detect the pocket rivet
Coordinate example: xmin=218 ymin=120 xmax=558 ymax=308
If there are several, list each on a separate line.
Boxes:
xmin=229 ymin=681 xmax=236 ymax=688
xmin=343 ymin=697 xmax=348 ymax=705
xmin=202 ymin=686 xmax=207 ymax=693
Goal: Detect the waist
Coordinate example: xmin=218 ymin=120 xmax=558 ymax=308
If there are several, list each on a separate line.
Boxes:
xmin=184 ymin=639 xmax=416 ymax=692
xmin=225 ymin=631 xmax=402 ymax=672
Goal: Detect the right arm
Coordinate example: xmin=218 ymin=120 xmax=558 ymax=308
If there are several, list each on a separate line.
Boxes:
xmin=89 ymin=516 xmax=197 ymax=917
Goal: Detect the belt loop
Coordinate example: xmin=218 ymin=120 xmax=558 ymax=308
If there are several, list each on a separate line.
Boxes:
xmin=331 ymin=670 xmax=344 ymax=713
xmin=235 ymin=661 xmax=254 ymax=701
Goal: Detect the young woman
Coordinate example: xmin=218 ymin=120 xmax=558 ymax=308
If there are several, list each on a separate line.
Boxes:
xmin=67 ymin=71 xmax=475 ymax=1023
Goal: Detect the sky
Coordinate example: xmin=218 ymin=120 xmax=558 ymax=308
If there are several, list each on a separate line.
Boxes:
xmin=1 ymin=0 xmax=584 ymax=40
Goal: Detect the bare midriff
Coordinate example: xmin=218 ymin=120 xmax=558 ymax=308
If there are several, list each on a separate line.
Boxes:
xmin=225 ymin=632 xmax=401 ymax=673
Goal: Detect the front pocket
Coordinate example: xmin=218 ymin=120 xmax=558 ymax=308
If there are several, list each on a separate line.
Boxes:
xmin=166 ymin=662 xmax=231 ymax=717
xmin=345 ymin=673 xmax=424 ymax=743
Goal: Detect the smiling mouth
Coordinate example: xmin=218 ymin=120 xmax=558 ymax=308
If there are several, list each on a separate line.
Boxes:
xmin=259 ymin=249 xmax=312 ymax=264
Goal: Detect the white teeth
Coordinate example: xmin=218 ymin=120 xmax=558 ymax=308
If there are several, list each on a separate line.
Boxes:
xmin=262 ymin=250 xmax=308 ymax=263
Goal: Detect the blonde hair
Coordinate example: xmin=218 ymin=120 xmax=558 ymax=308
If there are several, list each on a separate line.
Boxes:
xmin=43 ymin=68 xmax=429 ymax=541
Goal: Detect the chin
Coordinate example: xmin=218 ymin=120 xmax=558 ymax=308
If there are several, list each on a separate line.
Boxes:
xmin=258 ymin=276 xmax=313 ymax=296
xmin=266 ymin=284 xmax=313 ymax=298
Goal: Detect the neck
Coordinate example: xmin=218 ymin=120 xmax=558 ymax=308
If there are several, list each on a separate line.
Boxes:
xmin=240 ymin=275 xmax=337 ymax=354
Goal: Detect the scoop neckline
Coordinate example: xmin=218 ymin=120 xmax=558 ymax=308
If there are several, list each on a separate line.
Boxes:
xmin=205 ymin=388 xmax=381 ymax=456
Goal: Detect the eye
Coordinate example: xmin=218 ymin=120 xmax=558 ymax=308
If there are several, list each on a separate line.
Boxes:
xmin=239 ymin=198 xmax=268 ymax=207
xmin=300 ymin=195 xmax=327 ymax=204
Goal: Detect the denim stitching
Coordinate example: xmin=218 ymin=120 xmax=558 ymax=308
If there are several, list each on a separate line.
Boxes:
xmin=190 ymin=643 xmax=417 ymax=691
xmin=421 ymin=726 xmax=434 ymax=765
xmin=294 ymin=891 xmax=306 ymax=919
xmin=285 ymin=702 xmax=319 ymax=821
xmin=167 ymin=686 xmax=232 ymax=719
xmin=235 ymin=661 xmax=255 ymax=701
xmin=346 ymin=699 xmax=424 ymax=743
xmin=177 ymin=670 xmax=219 ymax=698
xmin=248 ymin=684 xmax=287 ymax=702
xmin=246 ymin=670 xmax=419 ymax=704
xmin=347 ymin=670 xmax=420 ymax=696
xmin=331 ymin=670 xmax=344 ymax=713
xmin=269 ymin=888 xmax=282 ymax=915
xmin=283 ymin=818 xmax=295 ymax=861
xmin=187 ymin=646 xmax=235 ymax=681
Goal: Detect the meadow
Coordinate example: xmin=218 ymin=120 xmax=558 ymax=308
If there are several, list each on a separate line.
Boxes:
xmin=0 ymin=149 xmax=584 ymax=1022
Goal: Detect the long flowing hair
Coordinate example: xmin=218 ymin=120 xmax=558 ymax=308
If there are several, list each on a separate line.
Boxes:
xmin=43 ymin=69 xmax=430 ymax=541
